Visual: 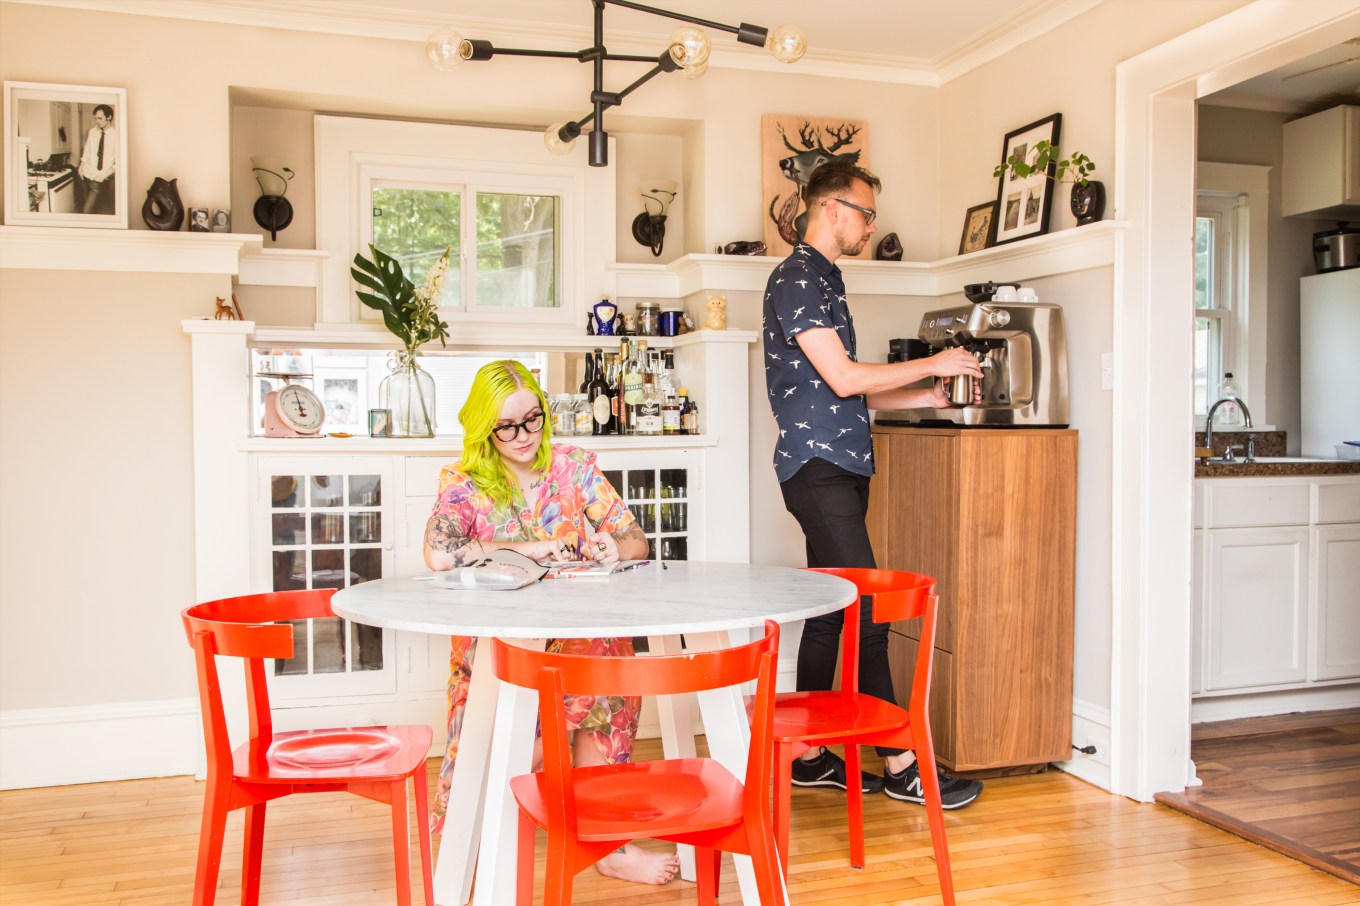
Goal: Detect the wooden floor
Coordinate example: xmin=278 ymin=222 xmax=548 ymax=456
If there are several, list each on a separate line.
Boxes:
xmin=1156 ymin=707 xmax=1360 ymax=887
xmin=3 ymin=741 xmax=1358 ymax=905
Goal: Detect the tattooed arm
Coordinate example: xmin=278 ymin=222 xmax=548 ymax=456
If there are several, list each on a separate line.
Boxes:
xmin=423 ymin=512 xmax=575 ymax=570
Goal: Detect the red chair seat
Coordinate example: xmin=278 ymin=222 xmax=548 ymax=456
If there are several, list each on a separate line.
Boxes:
xmin=236 ymin=724 xmax=433 ymax=782
xmin=511 ymin=758 xmax=744 ymax=841
xmin=772 ymin=690 xmax=914 ymax=742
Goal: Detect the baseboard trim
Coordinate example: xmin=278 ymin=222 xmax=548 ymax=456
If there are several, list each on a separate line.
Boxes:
xmin=0 ymin=700 xmax=199 ymax=790
xmin=1054 ymin=698 xmax=1112 ymax=792
xmin=1191 ymin=685 xmax=1360 ymax=723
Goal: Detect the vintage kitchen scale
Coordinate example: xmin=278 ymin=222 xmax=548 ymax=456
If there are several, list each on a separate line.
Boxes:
xmin=256 ymin=367 xmax=325 ymax=437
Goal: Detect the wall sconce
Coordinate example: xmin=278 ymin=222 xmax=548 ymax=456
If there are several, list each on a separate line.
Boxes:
xmin=425 ymin=1 xmax=805 ymax=168
xmin=250 ymin=156 xmax=294 ymax=241
xmin=632 ymin=180 xmax=677 ymax=257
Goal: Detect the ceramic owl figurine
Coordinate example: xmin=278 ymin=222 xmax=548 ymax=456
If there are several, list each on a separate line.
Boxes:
xmin=704 ymin=294 xmax=727 ymax=330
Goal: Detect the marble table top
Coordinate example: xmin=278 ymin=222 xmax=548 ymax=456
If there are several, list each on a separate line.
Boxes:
xmin=332 ymin=561 xmax=856 ymax=638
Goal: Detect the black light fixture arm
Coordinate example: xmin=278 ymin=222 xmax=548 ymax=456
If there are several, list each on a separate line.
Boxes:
xmin=601 ymin=0 xmax=768 ymax=47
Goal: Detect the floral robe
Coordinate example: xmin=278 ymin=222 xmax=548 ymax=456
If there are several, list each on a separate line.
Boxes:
xmin=428 ymin=444 xmax=641 ymax=833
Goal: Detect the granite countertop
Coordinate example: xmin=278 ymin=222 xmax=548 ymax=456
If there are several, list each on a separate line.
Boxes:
xmin=1193 ymin=430 xmax=1360 ymax=478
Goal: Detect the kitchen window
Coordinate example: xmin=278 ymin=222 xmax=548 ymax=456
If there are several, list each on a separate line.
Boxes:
xmin=316 ymin=115 xmax=601 ymax=329
xmin=1193 ymin=194 xmax=1238 ymax=417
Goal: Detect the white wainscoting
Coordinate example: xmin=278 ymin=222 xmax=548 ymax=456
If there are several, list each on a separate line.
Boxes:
xmin=1054 ymin=698 xmax=1112 ymax=792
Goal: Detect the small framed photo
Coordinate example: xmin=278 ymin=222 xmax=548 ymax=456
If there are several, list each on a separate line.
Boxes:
xmin=210 ymin=208 xmax=231 ymax=232
xmin=3 ymin=81 xmax=128 ymax=228
xmin=993 ymin=112 xmax=1062 ymax=246
xmin=369 ymin=408 xmax=392 ymax=438
xmin=958 ymin=201 xmax=997 ymax=255
xmin=188 ymin=207 xmax=210 ymax=232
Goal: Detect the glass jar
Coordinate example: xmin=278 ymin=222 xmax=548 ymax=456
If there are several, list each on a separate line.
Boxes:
xmin=551 ymin=395 xmax=575 ymax=435
xmin=636 ymin=300 xmax=661 ymax=337
xmin=572 ymin=394 xmax=593 ymax=435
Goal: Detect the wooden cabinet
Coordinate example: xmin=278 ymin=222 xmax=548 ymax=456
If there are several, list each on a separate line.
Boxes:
xmin=1283 ymin=104 xmax=1360 ymax=218
xmin=867 ymin=426 xmax=1077 ymax=772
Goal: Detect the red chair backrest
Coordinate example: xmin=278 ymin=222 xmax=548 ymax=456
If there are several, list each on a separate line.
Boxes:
xmin=180 ymin=589 xmax=338 ymax=775
xmin=803 ymin=568 xmax=938 ymax=714
xmin=490 ymin=621 xmax=781 ymax=835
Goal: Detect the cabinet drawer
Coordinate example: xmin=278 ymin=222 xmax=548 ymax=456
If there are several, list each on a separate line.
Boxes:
xmin=1206 ymin=482 xmax=1310 ymax=528
xmin=1316 ymin=480 xmax=1360 ymax=524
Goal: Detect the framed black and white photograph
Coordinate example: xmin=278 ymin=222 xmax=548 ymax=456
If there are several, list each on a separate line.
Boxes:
xmin=211 ymin=208 xmax=231 ymax=233
xmin=993 ymin=112 xmax=1061 ymax=246
xmin=3 ymin=81 xmax=128 ymax=228
xmin=958 ymin=201 xmax=997 ymax=255
xmin=188 ymin=207 xmax=210 ymax=232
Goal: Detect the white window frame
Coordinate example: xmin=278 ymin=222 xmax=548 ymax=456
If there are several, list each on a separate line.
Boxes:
xmin=315 ymin=115 xmax=615 ymax=331
xmin=1195 ymin=162 xmax=1269 ymax=428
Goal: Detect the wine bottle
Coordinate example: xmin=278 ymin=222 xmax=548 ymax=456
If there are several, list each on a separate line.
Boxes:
xmin=615 ymin=339 xmax=631 ymax=435
xmin=579 ymin=349 xmax=595 ymax=395
xmin=588 ymin=349 xmax=612 ymax=435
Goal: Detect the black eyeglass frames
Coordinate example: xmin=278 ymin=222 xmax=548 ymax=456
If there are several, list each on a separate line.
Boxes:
xmin=821 ymin=196 xmax=876 ymax=226
xmin=492 ymin=410 xmax=545 ymax=441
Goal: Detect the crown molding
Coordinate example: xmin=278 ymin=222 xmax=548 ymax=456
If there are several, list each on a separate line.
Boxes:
xmin=3 ymin=0 xmax=1093 ymax=88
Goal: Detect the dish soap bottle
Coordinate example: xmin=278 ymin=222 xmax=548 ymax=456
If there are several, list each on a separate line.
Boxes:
xmin=1216 ymin=373 xmax=1245 ymax=428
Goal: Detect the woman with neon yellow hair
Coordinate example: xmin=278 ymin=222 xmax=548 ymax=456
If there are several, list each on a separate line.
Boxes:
xmin=423 ymin=360 xmax=674 ymax=886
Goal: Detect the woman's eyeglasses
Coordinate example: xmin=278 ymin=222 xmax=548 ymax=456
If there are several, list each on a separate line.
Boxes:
xmin=821 ymin=196 xmax=876 ymax=226
xmin=491 ymin=410 xmax=545 ymax=442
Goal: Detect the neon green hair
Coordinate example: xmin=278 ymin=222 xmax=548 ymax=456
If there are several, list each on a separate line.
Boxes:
xmin=456 ymin=360 xmax=553 ymax=507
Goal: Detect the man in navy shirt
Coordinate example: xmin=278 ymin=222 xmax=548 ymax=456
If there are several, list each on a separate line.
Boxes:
xmin=762 ymin=160 xmax=985 ymax=809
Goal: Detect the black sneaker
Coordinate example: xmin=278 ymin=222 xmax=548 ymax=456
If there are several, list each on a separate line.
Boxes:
xmin=883 ymin=761 xmax=983 ymax=809
xmin=790 ymin=748 xmax=884 ymax=794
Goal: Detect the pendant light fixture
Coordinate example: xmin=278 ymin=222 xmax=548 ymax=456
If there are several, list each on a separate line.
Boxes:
xmin=425 ymin=0 xmax=806 ymax=167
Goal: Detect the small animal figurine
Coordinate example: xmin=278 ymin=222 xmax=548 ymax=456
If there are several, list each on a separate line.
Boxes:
xmin=704 ymin=294 xmax=727 ymax=331
xmin=622 ymin=313 xmax=637 ymax=335
xmin=213 ymin=296 xmax=238 ymax=320
xmin=142 ymin=177 xmax=185 ymax=231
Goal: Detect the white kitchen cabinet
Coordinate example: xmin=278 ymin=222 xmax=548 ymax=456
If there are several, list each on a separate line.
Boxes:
xmin=1282 ymin=104 xmax=1360 ymax=218
xmin=1203 ymin=526 xmax=1309 ymax=691
xmin=1313 ymin=523 xmax=1360 ymax=681
xmin=1194 ymin=475 xmax=1360 ymax=710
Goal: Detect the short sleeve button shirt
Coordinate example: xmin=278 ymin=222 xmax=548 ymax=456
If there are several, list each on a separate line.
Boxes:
xmin=762 ymin=243 xmax=873 ymax=482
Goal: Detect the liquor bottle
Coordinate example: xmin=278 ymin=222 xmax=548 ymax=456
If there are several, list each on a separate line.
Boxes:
xmin=662 ymin=385 xmax=681 ymax=435
xmin=623 ymin=339 xmax=647 ymax=434
xmin=588 ymin=349 xmax=612 ymax=435
xmin=636 ymin=371 xmax=663 ymax=435
xmin=615 ymin=340 xmax=630 ymax=435
xmin=679 ymin=389 xmax=699 ymax=435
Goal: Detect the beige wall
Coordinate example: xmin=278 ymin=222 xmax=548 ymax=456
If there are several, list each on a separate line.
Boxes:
xmin=1197 ymin=104 xmax=1334 ymax=454
xmin=0 ymin=0 xmax=1251 ymax=727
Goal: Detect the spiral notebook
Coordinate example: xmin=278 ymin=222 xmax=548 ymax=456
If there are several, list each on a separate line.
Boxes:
xmin=417 ymin=549 xmax=548 ymax=591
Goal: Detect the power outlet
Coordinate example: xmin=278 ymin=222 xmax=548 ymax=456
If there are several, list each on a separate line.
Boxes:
xmin=1071 ymin=713 xmax=1112 ymax=767
xmin=1100 ymin=352 xmax=1114 ymax=391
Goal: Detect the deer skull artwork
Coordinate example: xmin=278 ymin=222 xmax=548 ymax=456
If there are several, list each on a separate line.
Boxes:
xmin=766 ymin=119 xmax=865 ymax=247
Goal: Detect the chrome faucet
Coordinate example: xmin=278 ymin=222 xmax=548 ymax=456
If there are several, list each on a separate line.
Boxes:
xmin=1205 ymin=397 xmax=1254 ymax=462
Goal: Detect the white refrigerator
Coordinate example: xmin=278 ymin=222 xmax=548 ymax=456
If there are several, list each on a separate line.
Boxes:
xmin=1300 ymin=268 xmax=1360 ymax=458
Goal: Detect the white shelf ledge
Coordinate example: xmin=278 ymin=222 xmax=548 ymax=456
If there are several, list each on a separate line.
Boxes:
xmin=247 ymin=323 xmax=757 ymax=350
xmin=609 ymin=221 xmax=1126 ymax=298
xmin=238 ymin=434 xmax=718 ymax=453
xmin=238 ymin=247 xmax=328 ymax=287
xmin=0 ymin=226 xmax=262 ymax=274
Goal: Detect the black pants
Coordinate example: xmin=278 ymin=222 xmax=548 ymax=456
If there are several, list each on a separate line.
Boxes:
xmin=780 ymin=458 xmax=903 ymax=756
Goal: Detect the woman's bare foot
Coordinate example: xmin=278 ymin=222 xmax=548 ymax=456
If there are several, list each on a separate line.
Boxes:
xmin=593 ymin=844 xmax=680 ymax=885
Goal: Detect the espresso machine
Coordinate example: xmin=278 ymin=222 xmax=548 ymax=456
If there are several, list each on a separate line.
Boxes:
xmin=883 ymin=289 xmax=1069 ymax=427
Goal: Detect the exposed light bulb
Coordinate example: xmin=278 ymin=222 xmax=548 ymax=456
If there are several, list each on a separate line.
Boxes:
xmin=426 ymin=27 xmax=467 ymax=70
xmin=668 ymin=25 xmax=712 ymax=70
xmin=767 ymin=24 xmax=807 ymax=64
xmin=544 ymin=122 xmax=577 ymax=156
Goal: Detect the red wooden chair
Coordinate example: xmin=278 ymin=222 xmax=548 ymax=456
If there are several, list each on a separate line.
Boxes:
xmin=181 ymin=589 xmax=433 ymax=906
xmin=490 ymin=621 xmax=783 ymax=906
xmin=772 ymin=568 xmax=954 ymax=904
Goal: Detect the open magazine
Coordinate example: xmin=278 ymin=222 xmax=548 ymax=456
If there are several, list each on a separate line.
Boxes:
xmin=546 ymin=559 xmax=651 ymax=580
xmin=416 ymin=548 xmax=549 ymax=591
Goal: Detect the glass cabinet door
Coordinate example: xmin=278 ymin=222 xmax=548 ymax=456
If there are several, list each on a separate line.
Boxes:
xmin=254 ymin=458 xmax=396 ymax=698
xmin=601 ymin=459 xmax=695 ymax=563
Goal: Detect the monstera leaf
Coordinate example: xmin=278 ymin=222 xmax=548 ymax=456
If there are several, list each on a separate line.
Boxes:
xmin=351 ymin=245 xmax=450 ymax=353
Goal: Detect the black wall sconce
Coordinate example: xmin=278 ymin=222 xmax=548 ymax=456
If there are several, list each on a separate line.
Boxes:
xmin=632 ymin=179 xmax=677 ymax=257
xmin=425 ymin=0 xmax=805 ymax=168
xmin=251 ymin=156 xmax=294 ymax=241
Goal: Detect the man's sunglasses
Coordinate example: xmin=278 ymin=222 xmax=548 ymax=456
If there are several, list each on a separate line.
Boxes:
xmin=821 ymin=196 xmax=877 ymax=226
xmin=491 ymin=410 xmax=545 ymax=442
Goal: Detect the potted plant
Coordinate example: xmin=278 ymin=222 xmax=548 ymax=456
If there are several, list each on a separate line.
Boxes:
xmin=993 ymin=140 xmax=1104 ymax=225
xmin=351 ymin=245 xmax=452 ymax=437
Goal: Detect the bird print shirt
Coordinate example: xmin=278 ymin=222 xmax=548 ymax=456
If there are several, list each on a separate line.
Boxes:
xmin=762 ymin=243 xmax=873 ymax=482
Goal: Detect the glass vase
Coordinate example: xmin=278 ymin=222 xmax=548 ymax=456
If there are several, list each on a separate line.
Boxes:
xmin=380 ymin=351 xmax=436 ymax=438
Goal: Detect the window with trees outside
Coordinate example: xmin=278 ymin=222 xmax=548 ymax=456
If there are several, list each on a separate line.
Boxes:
xmin=1193 ymin=193 xmax=1242 ymax=419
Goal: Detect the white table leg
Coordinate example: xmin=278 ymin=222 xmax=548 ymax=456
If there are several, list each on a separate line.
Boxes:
xmin=431 ymin=639 xmax=494 ymax=906
xmin=647 ymin=633 xmax=697 ymax=882
xmin=470 ymin=637 xmax=545 ymax=906
xmin=686 ymin=630 xmax=789 ymax=906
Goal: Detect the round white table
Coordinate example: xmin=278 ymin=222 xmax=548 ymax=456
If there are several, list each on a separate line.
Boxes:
xmin=333 ymin=562 xmax=856 ymax=906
